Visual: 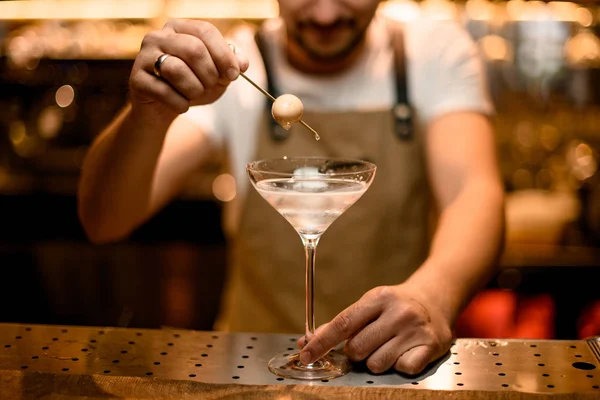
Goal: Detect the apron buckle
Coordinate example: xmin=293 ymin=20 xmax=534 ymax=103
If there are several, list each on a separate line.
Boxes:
xmin=394 ymin=103 xmax=413 ymax=141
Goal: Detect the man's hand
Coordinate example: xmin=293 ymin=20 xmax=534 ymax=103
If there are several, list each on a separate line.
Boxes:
xmin=130 ymin=19 xmax=249 ymax=115
xmin=298 ymin=284 xmax=453 ymax=375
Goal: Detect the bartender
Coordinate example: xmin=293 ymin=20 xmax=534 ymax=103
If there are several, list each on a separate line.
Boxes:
xmin=78 ymin=0 xmax=504 ymax=375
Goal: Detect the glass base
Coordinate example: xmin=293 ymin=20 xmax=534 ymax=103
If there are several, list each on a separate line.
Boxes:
xmin=268 ymin=351 xmax=351 ymax=380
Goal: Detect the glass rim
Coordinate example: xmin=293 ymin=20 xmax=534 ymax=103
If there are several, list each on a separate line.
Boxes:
xmin=246 ymin=156 xmax=377 ymax=177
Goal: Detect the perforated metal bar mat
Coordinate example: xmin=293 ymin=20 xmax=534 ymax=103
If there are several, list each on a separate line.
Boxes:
xmin=0 ymin=324 xmax=598 ymax=394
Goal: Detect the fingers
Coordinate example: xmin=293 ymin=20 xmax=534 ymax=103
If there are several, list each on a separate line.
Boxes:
xmin=363 ymin=326 xmax=434 ymax=374
xmin=394 ymin=345 xmax=432 ymax=375
xmin=130 ymin=19 xmax=249 ymax=111
xmin=300 ymin=300 xmax=381 ymax=365
xmin=365 ymin=321 xmax=450 ymax=375
xmin=150 ymin=54 xmax=206 ymax=101
xmin=297 ymin=285 xmax=453 ymax=374
xmin=167 ymin=19 xmax=241 ymax=81
xmin=130 ymin=70 xmax=190 ymax=114
xmin=347 ymin=316 xmax=435 ymax=373
xmin=343 ymin=318 xmax=396 ymax=362
xmin=156 ymin=33 xmax=222 ymax=89
xmin=297 ymin=323 xmax=328 ymax=350
xmin=364 ymin=336 xmax=405 ymax=374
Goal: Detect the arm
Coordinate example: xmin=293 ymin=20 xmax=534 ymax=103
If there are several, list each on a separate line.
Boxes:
xmin=299 ymin=112 xmax=504 ymax=374
xmin=78 ymin=106 xmax=214 ymax=243
xmin=405 ymin=111 xmax=505 ymax=326
xmin=77 ymin=19 xmax=248 ymax=243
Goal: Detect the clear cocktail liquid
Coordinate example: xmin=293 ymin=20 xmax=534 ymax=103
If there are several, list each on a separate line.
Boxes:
xmin=255 ymin=178 xmax=367 ymax=238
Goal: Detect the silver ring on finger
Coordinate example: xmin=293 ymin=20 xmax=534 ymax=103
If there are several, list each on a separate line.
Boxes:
xmin=153 ymin=53 xmax=171 ymax=79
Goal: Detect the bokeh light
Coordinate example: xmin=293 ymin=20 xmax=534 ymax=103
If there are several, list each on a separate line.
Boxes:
xmin=37 ymin=106 xmax=63 ymax=139
xmin=539 ymin=125 xmax=561 ymax=152
xmin=55 ymin=85 xmax=75 ymax=108
xmin=212 ymin=174 xmax=236 ymax=202
xmin=576 ymin=7 xmax=593 ymax=27
xmin=379 ymin=0 xmax=421 ymax=22
xmin=479 ymin=35 xmax=513 ymax=62
xmin=9 ymin=121 xmax=26 ymax=146
xmin=512 ymin=168 xmax=534 ymax=189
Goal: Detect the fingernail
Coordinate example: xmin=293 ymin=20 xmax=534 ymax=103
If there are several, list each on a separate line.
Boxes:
xmin=299 ymin=350 xmax=312 ymax=365
xmin=227 ymin=67 xmax=239 ymax=81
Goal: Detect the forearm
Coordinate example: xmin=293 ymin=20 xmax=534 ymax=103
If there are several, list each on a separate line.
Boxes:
xmin=78 ymin=104 xmax=177 ymax=243
xmin=405 ymin=178 xmax=505 ymax=326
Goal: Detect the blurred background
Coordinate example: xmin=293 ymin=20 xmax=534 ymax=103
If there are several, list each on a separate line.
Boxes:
xmin=0 ymin=0 xmax=599 ymax=339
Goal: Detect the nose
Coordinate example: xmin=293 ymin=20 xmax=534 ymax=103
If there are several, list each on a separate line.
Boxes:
xmin=310 ymin=0 xmax=344 ymax=25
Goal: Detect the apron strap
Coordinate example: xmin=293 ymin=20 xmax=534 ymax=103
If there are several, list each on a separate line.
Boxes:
xmin=255 ymin=20 xmax=414 ymax=142
xmin=388 ymin=21 xmax=414 ymax=141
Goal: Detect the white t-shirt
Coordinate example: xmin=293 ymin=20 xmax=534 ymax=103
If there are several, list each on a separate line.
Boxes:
xmin=183 ymin=15 xmax=493 ymax=197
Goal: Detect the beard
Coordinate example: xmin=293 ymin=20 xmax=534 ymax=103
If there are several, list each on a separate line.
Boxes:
xmin=290 ymin=18 xmax=368 ymax=62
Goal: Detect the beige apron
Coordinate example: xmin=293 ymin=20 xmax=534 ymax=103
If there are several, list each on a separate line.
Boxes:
xmin=217 ymin=24 xmax=430 ymax=334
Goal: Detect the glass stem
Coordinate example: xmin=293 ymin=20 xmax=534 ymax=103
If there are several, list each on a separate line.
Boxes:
xmin=301 ymin=236 xmax=320 ymax=344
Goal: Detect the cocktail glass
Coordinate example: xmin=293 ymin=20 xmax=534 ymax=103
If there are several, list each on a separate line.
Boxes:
xmin=246 ymin=157 xmax=377 ymax=380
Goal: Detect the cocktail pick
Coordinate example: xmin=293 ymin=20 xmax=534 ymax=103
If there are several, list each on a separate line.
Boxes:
xmin=228 ymin=43 xmax=320 ymax=141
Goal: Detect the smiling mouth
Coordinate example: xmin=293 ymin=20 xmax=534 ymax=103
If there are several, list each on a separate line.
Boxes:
xmin=305 ymin=27 xmax=348 ymax=42
xmin=292 ymin=20 xmax=365 ymax=61
xmin=298 ymin=19 xmax=355 ymax=34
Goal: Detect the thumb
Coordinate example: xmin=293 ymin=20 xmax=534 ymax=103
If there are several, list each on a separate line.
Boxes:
xmin=235 ymin=52 xmax=249 ymax=73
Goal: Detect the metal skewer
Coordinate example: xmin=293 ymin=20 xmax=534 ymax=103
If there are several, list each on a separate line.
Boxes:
xmin=238 ymin=73 xmax=320 ymax=141
xmin=239 ymin=73 xmax=275 ymax=102
xmin=298 ymin=120 xmax=320 ymax=140
xmin=230 ymin=44 xmax=320 ymax=141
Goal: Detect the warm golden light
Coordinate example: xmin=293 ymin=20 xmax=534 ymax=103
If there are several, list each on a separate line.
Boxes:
xmin=38 ymin=106 xmax=63 ymax=139
xmin=567 ymin=141 xmax=598 ymax=182
xmin=55 ymin=85 xmax=75 ymax=108
xmin=212 ymin=174 xmax=237 ymax=202
xmin=539 ymin=125 xmax=561 ymax=152
xmin=547 ymin=2 xmax=579 ymax=22
xmin=378 ymin=0 xmax=421 ymax=22
xmin=575 ymin=143 xmax=593 ymax=167
xmin=515 ymin=121 xmax=536 ymax=149
xmin=0 ymin=0 xmax=161 ymax=20
xmin=9 ymin=121 xmax=26 ymax=146
xmin=479 ymin=35 xmax=513 ymax=62
xmin=466 ymin=0 xmax=494 ymax=21
xmin=565 ymin=31 xmax=600 ymax=66
xmin=420 ymin=0 xmax=457 ymax=21
xmin=9 ymin=122 xmax=46 ymax=158
xmin=508 ymin=0 xmax=546 ymax=21
xmin=167 ymin=0 xmax=279 ymax=19
xmin=575 ymin=7 xmax=593 ymax=28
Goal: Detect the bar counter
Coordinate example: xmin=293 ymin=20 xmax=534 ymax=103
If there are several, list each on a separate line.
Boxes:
xmin=0 ymin=323 xmax=598 ymax=399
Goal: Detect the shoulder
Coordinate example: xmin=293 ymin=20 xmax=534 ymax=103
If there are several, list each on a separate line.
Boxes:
xmin=402 ymin=18 xmax=478 ymax=67
xmin=397 ymin=18 xmax=492 ymax=122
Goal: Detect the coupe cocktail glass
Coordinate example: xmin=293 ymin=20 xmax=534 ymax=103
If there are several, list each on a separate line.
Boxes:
xmin=246 ymin=157 xmax=377 ymax=380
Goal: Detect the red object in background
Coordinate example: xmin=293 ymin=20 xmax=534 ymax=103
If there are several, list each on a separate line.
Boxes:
xmin=577 ymin=300 xmax=600 ymax=339
xmin=454 ymin=290 xmax=555 ymax=339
